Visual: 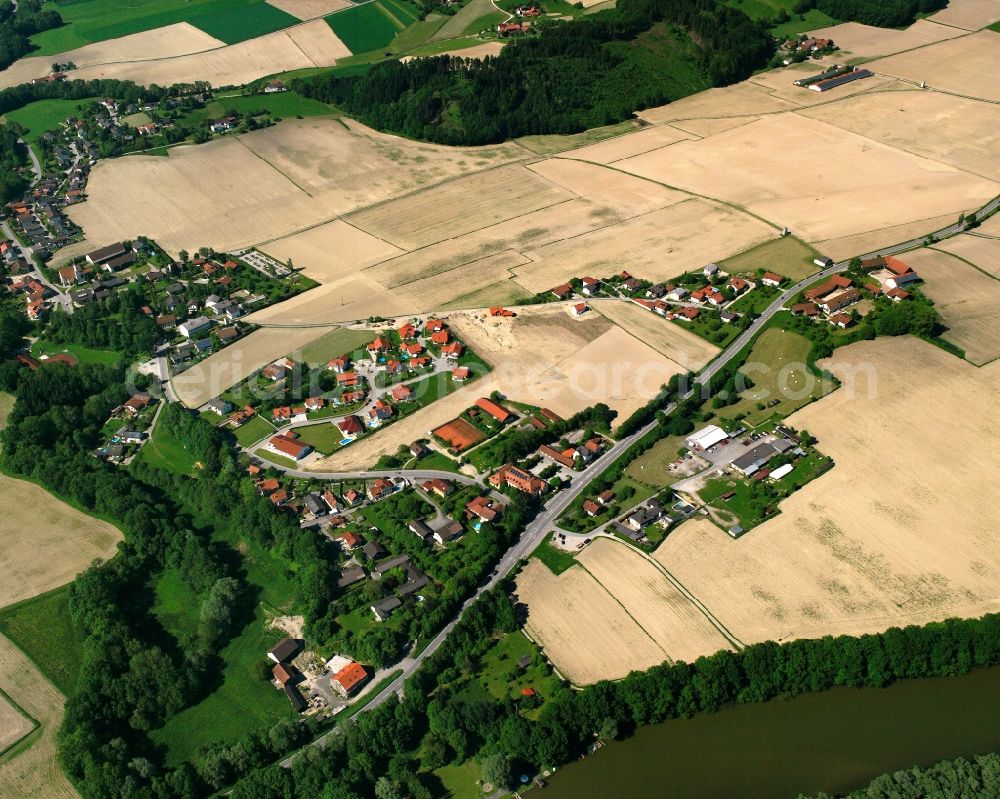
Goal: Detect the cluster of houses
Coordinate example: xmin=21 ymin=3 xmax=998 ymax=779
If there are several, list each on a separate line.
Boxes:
xmin=791 ymin=255 xmax=920 ymax=328
xmin=5 ymin=268 xmax=54 ymax=320
xmin=782 ymin=35 xmax=835 ymax=57
xmin=610 ymin=495 xmax=696 ymax=543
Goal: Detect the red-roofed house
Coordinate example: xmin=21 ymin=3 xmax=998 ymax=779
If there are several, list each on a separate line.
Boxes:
xmin=268 ymin=435 xmax=312 ymax=461
xmin=551 ymin=283 xmax=572 ymax=300
xmin=431 ymin=329 xmax=450 ymax=346
xmin=572 ymin=302 xmax=589 ymax=316
xmin=367 ymin=337 xmax=391 ymax=359
xmin=391 ymin=384 xmax=413 ymax=402
xmin=581 ymin=276 xmax=600 ymax=295
xmin=761 ymin=272 xmax=784 ymax=287
xmin=331 ymin=661 xmax=369 ymax=697
xmin=337 ymin=415 xmax=364 ymax=439
xmin=452 ymin=366 xmax=471 ymax=381
xmin=422 ymin=478 xmax=452 ymax=498
xmin=328 ymin=355 xmax=351 ymax=372
xmin=442 ymin=341 xmax=464 ymax=359
xmin=829 ymin=313 xmax=853 ymax=329
xmin=583 ymin=499 xmax=601 ymax=517
xmin=367 ymin=478 xmax=397 ymax=501
xmin=398 ymin=322 xmax=417 ymax=340
xmin=403 ymin=341 xmax=423 ymax=357
xmin=426 ymin=319 xmax=446 ymax=333
xmin=476 ymin=397 xmax=514 ymax=424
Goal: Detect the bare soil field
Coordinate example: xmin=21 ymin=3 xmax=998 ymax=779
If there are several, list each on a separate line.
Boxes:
xmin=901 ymin=247 xmax=1000 ymax=364
xmin=655 ymin=338 xmax=1000 ymax=648
xmin=614 ymin=113 xmax=998 ymax=244
xmin=927 ymin=0 xmax=1000 ymax=30
xmin=0 ymin=692 xmax=33 ymax=754
xmin=70 ymin=21 xmax=350 ymax=88
xmin=803 ymin=19 xmax=964 ymax=59
xmin=0 ymin=23 xmax=223 ymax=90
xmin=173 ymin=325 xmax=336 ymax=408
xmin=867 ymin=31 xmax=1000 ymax=102
xmin=267 ymin=0 xmax=352 ymax=19
xmin=0 ymin=635 xmax=76 ymax=799
xmin=260 ymin=220 xmax=404 ymax=283
xmin=512 ymin=198 xmax=775 ymax=293
xmin=933 ymin=232 xmax=1000 ymax=278
xmin=0 ymin=476 xmax=121 ymax=609
xmin=588 ymin=299 xmax=719 ymax=371
xmin=348 ymin=165 xmax=573 ymax=250
xmin=578 ymin=540 xmax=731 ymax=664
xmin=811 ymin=212 xmax=959 ymax=262
xmin=555 ymin=126 xmax=694 ymax=164
xmin=802 ymin=91 xmax=1000 ymax=181
xmin=516 ymin=559 xmax=668 ymax=684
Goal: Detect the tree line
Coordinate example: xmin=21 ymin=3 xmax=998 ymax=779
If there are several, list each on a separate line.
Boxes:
xmin=0 ymin=75 xmax=211 ymax=118
xmin=0 ymin=120 xmax=28 ymax=203
xmin=802 ymin=752 xmax=1000 ymax=799
xmin=808 ymin=0 xmax=947 ymax=28
xmin=294 ymin=0 xmax=774 ymax=145
xmin=0 ymin=0 xmax=62 ymax=71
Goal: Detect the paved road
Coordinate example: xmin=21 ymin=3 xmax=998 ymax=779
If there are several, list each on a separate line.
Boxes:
xmin=1 ymin=219 xmax=74 ymax=314
xmin=279 ymin=193 xmax=1000 ymax=765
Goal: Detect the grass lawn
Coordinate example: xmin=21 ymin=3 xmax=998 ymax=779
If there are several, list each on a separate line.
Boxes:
xmin=433 ymin=760 xmax=483 ymax=799
xmin=295 ymin=422 xmax=343 ymax=455
xmin=30 ymin=340 xmax=122 ymax=367
xmin=699 ymin=476 xmax=763 ymax=528
xmin=175 ymin=91 xmax=336 ymax=129
xmin=624 ymin=434 xmax=686 ymax=487
xmin=120 ymin=111 xmax=152 ymax=126
xmin=531 ymin=539 xmax=577 ymax=575
xmin=408 ymin=451 xmax=460 ymax=473
xmin=386 ymin=13 xmax=448 ymax=52
xmin=559 ymin=474 xmax=656 ymax=533
xmin=0 ymin=587 xmax=86 ymax=697
xmin=140 ymin=420 xmax=201 ymax=476
xmin=0 ymin=392 xmax=14 ymax=427
xmin=29 ymin=0 xmax=299 ymax=54
xmin=297 ymin=327 xmax=375 ymax=366
xmin=234 ymin=415 xmax=276 ymax=447
xmin=475 ymin=631 xmax=561 ymax=704
xmin=719 ymin=235 xmax=821 ymax=282
xmin=255 ymin=448 xmax=299 ymax=469
xmin=459 ymin=11 xmax=506 ymax=35
xmin=4 ymin=98 xmax=91 ymax=157
xmin=151 ymin=568 xmax=202 ymax=642
xmin=727 ymin=285 xmax=782 ymax=317
xmin=721 ymin=327 xmax=829 ymax=427
xmin=326 ymin=2 xmax=403 ymax=53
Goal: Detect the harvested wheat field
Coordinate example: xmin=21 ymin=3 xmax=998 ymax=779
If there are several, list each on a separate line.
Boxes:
xmin=614 ymin=114 xmax=998 ymax=244
xmin=267 ymin=0 xmax=352 ymax=19
xmin=0 ymin=23 xmax=223 ymax=90
xmin=556 ymin=126 xmax=694 ymax=165
xmin=804 ymin=19 xmax=964 ymax=59
xmin=173 ymin=325 xmax=335 ymax=408
xmin=260 ymin=220 xmax=404 ymax=283
xmin=927 ymin=0 xmax=1000 ymax=30
xmin=516 ymin=559 xmax=667 ymax=684
xmin=578 ymin=539 xmax=732 ymax=664
xmin=402 ymin=42 xmax=506 ymax=61
xmin=636 ymin=82 xmax=797 ymax=125
xmin=0 ymin=476 xmax=121 ymax=609
xmin=666 ymin=115 xmax=760 ymax=138
xmin=69 ymin=21 xmax=350 ymax=87
xmin=0 ymin=636 xmax=76 ymax=799
xmin=527 ymin=157 xmax=685 ymax=212
xmin=811 ymin=212 xmax=959 ymax=262
xmin=655 ymin=338 xmax=1000 ymax=649
xmin=241 ymin=118 xmax=527 ymax=208
xmin=512 ymin=198 xmax=775 ymax=293
xmin=868 ymin=31 xmax=1000 ymax=103
xmin=802 ymin=91 xmax=1000 ymax=181
xmin=69 ymin=137 xmax=321 ymax=256
xmin=902 ymin=247 xmax=1000 ymax=365
xmin=588 ymin=299 xmax=719 ymax=371
xmin=0 ymin=692 xmax=33 ymax=754
xmin=933 ymin=232 xmax=1000 ymax=278
xmin=348 ymin=165 xmax=573 ymax=250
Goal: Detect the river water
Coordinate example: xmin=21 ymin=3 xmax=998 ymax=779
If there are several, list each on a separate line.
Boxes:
xmin=542 ymin=666 xmax=1000 ymax=799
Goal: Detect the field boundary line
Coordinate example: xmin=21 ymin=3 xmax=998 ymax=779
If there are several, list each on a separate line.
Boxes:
xmin=574 ymin=562 xmax=669 ymax=659
xmin=0 ymin=683 xmax=40 ymax=760
xmin=593 ymin=535 xmax=745 ymax=650
xmin=282 ymin=28 xmax=322 ymax=69
xmin=927 ymin=244 xmax=1000 ymax=282
xmin=233 ymin=135 xmax=316 ymax=198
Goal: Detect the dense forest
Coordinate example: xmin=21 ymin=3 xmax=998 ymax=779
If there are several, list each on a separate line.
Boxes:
xmin=803 ymin=752 xmax=1000 ymax=798
xmin=0 ymin=0 xmax=62 ymax=70
xmin=0 ymin=119 xmax=28 ymax=204
xmin=812 ymin=0 xmax=948 ymax=28
xmin=295 ymin=0 xmax=774 ymax=144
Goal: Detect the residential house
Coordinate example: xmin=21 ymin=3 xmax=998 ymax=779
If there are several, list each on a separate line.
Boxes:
xmin=367 ymin=478 xmax=397 ymax=501
xmin=267 ymin=434 xmax=312 ymax=461
xmin=466 ymin=495 xmax=501 ymax=523
xmin=442 ymin=342 xmax=464 ymax=359
xmin=177 ymin=316 xmax=211 ymax=338
xmin=583 ymin=499 xmax=601 ymax=517
xmin=422 ymin=478 xmax=452 ymax=498
xmin=207 ymin=398 xmax=233 ymax=416
xmin=261 ymin=363 xmax=287 ymax=381
xmin=433 ymin=521 xmax=464 ymax=546
xmin=369 ymin=399 xmax=394 ymax=424
xmin=122 ymin=393 xmax=152 ymax=417
xmin=581 ymin=276 xmax=600 ymax=295
xmin=328 ymin=355 xmax=351 ymax=372
xmin=452 ymin=366 xmax=471 ymax=381
xmin=761 ymin=272 xmax=784 ymax=287
xmin=571 ymin=302 xmax=589 ymax=316
xmin=551 ymin=283 xmax=573 ymax=300
xmin=337 ymin=415 xmax=364 ymax=439
xmin=372 ymin=596 xmax=402 ymax=622
xmin=367 ymin=337 xmax=391 ymax=359
xmin=489 ymin=464 xmax=546 ymax=495
xmin=85 ymin=242 xmax=127 ymax=266
xmin=330 ymin=661 xmax=369 ymax=697
xmin=408 ymin=519 xmax=434 ymax=541
xmin=476 ymin=397 xmax=515 ymax=424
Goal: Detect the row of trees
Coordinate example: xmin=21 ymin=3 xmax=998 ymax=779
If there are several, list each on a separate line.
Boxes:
xmin=0 ymin=75 xmax=211 ymax=118
xmin=0 ymin=120 xmax=28 ymax=203
xmin=295 ymin=0 xmax=774 ymax=145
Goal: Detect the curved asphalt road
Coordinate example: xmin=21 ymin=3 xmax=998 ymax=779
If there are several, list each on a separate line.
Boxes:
xmin=279 ymin=195 xmax=1000 ymax=765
